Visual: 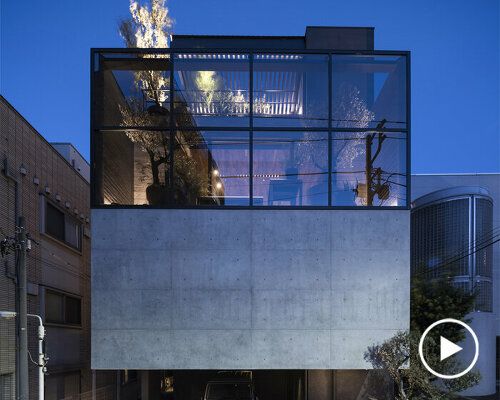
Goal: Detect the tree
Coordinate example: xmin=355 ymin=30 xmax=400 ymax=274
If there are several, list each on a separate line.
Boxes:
xmin=117 ymin=1 xmax=206 ymax=205
xmin=364 ymin=278 xmax=480 ymax=399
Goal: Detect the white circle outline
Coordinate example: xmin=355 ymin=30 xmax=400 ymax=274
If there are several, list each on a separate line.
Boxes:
xmin=418 ymin=318 xmax=479 ymax=379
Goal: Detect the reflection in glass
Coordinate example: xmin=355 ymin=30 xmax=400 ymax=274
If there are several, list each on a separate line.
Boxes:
xmin=253 ymin=132 xmax=328 ymax=206
xmin=175 ymin=131 xmax=250 ymax=205
xmin=93 ymin=51 xmax=409 ymax=208
xmin=253 ymin=54 xmax=329 ymax=128
xmin=332 ymin=55 xmax=406 ymax=129
xmin=331 ymin=131 xmax=407 ymax=206
xmin=95 ymin=53 xmax=171 ymax=128
xmin=173 ymin=54 xmax=250 ymax=127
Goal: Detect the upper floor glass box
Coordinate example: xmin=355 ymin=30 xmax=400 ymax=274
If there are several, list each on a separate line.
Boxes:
xmin=92 ymin=49 xmax=409 ymax=208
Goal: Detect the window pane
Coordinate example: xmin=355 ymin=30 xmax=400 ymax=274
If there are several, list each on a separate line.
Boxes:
xmin=253 ymin=132 xmax=328 ymax=206
xmin=331 ymin=131 xmax=407 ymax=206
xmin=174 ymin=53 xmax=250 ymax=127
xmin=174 ymin=131 xmax=250 ymax=206
xmin=64 ymin=217 xmax=80 ymax=249
xmin=332 ymin=55 xmax=407 ymax=129
xmin=94 ymin=53 xmax=171 ymax=128
xmin=475 ymin=198 xmax=493 ymax=278
xmin=46 ymin=291 xmax=64 ymax=324
xmin=253 ymin=54 xmax=329 ymax=128
xmin=46 ymin=203 xmax=65 ymax=241
xmin=65 ymin=296 xmax=81 ymax=325
xmin=94 ymin=130 xmax=171 ymax=205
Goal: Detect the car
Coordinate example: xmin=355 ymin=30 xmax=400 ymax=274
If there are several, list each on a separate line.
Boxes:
xmin=203 ymin=379 xmax=258 ymax=400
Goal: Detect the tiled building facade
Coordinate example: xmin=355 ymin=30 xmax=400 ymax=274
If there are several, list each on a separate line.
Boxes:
xmin=0 ymin=96 xmax=115 ymax=399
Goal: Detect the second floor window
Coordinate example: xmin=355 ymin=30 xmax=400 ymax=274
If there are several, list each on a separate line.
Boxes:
xmin=45 ymin=289 xmax=82 ymax=326
xmin=45 ymin=202 xmax=81 ymax=250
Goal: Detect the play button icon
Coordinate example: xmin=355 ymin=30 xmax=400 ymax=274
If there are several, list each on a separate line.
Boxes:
xmin=418 ymin=318 xmax=479 ymax=379
xmin=440 ymin=336 xmax=462 ymax=361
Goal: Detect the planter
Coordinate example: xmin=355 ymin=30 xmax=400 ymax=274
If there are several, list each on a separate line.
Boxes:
xmin=146 ymin=183 xmax=170 ymax=205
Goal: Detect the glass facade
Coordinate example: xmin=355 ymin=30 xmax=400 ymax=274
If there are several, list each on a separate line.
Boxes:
xmin=92 ymin=50 xmax=409 ymax=208
xmin=411 ymin=195 xmax=494 ymax=312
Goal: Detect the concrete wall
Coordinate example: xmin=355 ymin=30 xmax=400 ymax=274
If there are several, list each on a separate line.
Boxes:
xmin=91 ymin=209 xmax=410 ymax=370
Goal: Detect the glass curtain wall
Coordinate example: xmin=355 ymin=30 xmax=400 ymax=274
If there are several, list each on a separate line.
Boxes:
xmin=93 ymin=51 xmax=408 ymax=208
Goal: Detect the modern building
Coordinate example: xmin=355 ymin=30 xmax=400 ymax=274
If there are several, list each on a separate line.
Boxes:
xmin=412 ymin=173 xmax=500 ymax=397
xmin=0 ymin=96 xmax=116 ymax=399
xmin=90 ymin=27 xmax=410 ymax=399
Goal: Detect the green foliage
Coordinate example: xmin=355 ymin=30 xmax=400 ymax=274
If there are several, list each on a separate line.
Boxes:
xmin=411 ymin=277 xmax=475 ymax=344
xmin=365 ymin=278 xmax=480 ymax=399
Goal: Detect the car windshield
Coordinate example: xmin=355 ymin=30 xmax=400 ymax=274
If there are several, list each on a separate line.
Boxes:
xmin=207 ymin=383 xmax=252 ymax=400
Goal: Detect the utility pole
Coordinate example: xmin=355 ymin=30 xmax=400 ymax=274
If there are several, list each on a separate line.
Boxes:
xmin=365 ymin=133 xmax=374 ymax=206
xmin=17 ymin=216 xmax=29 ymax=400
xmin=364 ymin=119 xmax=387 ymax=206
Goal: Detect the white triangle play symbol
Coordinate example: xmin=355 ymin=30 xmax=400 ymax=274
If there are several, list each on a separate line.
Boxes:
xmin=440 ymin=336 xmax=463 ymax=361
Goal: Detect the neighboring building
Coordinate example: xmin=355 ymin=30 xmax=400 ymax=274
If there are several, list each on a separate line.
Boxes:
xmin=0 ymin=96 xmax=115 ymax=399
xmin=91 ymin=27 xmax=411 ymax=398
xmin=412 ymin=173 xmax=500 ymax=397
xmin=51 ymin=143 xmax=91 ymax=183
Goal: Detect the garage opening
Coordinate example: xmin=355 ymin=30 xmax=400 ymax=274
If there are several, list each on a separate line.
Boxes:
xmin=116 ymin=370 xmax=394 ymax=400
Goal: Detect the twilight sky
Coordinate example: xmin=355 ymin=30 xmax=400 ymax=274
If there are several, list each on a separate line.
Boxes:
xmin=1 ymin=0 xmax=499 ymax=173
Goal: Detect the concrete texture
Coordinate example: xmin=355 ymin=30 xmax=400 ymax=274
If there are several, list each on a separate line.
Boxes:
xmin=91 ymin=209 xmax=410 ymax=370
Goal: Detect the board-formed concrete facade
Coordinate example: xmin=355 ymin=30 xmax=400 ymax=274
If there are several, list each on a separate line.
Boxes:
xmin=91 ymin=209 xmax=410 ymax=369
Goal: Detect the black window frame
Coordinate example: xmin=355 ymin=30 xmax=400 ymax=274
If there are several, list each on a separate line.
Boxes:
xmin=45 ymin=288 xmax=82 ymax=327
xmin=91 ymin=47 xmax=411 ymax=210
xmin=44 ymin=200 xmax=82 ymax=251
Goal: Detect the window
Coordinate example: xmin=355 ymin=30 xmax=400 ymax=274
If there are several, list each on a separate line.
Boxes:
xmin=94 ymin=52 xmax=171 ymax=129
xmin=46 ymin=203 xmax=65 ymax=241
xmin=331 ymin=131 xmax=407 ymax=206
xmin=45 ymin=202 xmax=82 ymax=249
xmin=45 ymin=289 xmax=81 ymax=326
xmin=253 ymin=131 xmax=328 ymax=206
xmin=174 ymin=131 xmax=250 ymax=205
xmin=332 ymin=55 xmax=407 ymax=130
xmin=93 ymin=50 xmax=409 ymax=208
xmin=97 ymin=130 xmax=171 ymax=205
xmin=174 ymin=53 xmax=250 ymax=128
xmin=253 ymin=54 xmax=329 ymax=128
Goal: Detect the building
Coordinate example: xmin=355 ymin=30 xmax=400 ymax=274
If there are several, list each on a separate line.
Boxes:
xmin=412 ymin=173 xmax=500 ymax=397
xmin=90 ymin=27 xmax=410 ymax=399
xmin=0 ymin=96 xmax=115 ymax=399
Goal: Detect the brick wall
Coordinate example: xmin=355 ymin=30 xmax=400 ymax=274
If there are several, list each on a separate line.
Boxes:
xmin=0 ymin=96 xmax=115 ymax=399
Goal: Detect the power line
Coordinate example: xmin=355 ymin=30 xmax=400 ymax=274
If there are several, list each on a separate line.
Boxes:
xmin=412 ymin=230 xmax=500 ymax=279
xmin=413 ymin=226 xmax=500 ymax=274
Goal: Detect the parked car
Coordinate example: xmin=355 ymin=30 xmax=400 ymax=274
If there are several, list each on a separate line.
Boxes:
xmin=203 ymin=379 xmax=257 ymax=400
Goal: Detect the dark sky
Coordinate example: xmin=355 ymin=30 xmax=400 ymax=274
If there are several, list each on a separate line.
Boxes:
xmin=1 ymin=0 xmax=499 ymax=173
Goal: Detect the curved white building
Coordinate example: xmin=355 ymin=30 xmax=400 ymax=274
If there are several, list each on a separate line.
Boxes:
xmin=412 ymin=174 xmax=500 ymax=397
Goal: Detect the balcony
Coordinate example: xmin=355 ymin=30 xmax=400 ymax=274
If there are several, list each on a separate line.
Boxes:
xmin=91 ymin=49 xmax=409 ymax=208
